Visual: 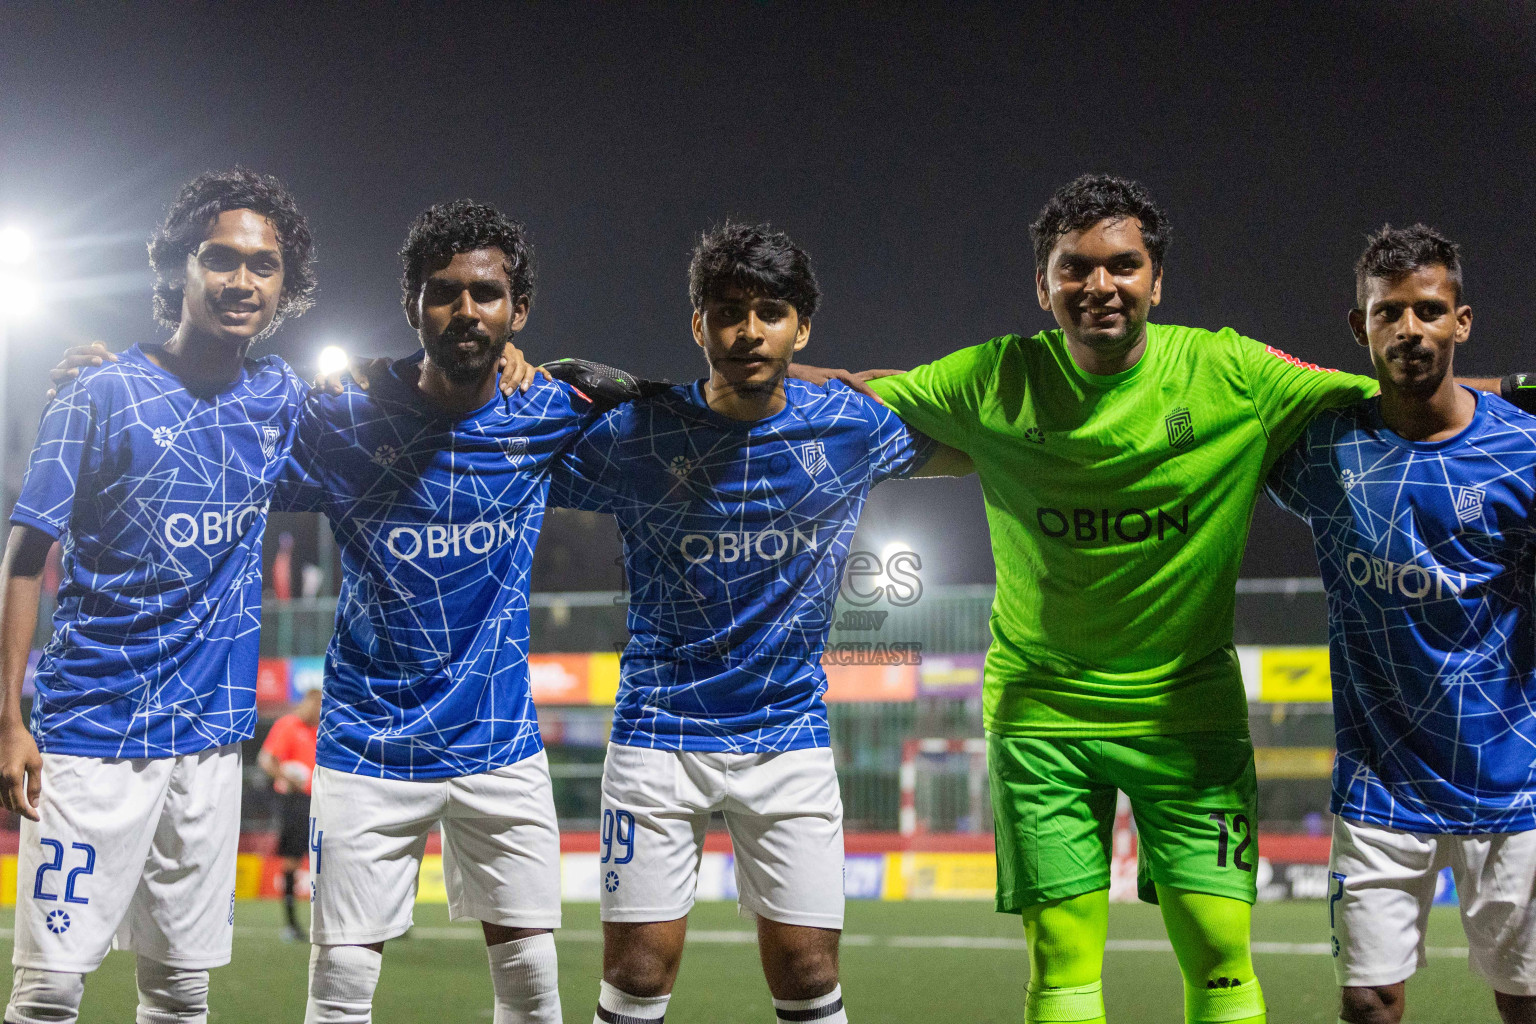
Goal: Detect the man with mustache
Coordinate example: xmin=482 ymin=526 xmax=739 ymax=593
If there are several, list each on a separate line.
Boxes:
xmin=1267 ymin=225 xmax=1536 ymax=1024
xmin=550 ymin=222 xmax=965 ymax=1024
xmin=792 ymin=175 xmax=1536 ymax=1024
xmin=0 ymin=168 xmax=317 ymax=1024
xmin=281 ymin=200 xmax=592 ymax=1024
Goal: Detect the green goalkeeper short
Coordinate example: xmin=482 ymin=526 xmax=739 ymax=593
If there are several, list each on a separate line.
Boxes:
xmin=988 ymin=731 xmax=1259 ymax=912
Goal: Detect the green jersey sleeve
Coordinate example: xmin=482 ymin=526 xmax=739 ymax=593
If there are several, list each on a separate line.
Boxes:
xmin=1233 ymin=333 xmax=1377 ymax=459
xmin=864 ymin=337 xmax=1005 ymax=452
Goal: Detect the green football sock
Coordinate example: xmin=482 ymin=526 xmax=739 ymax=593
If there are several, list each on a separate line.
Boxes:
xmin=1156 ymin=887 xmax=1265 ymax=1023
xmin=1025 ymin=980 xmax=1107 ymax=1023
xmin=1021 ymin=891 xmax=1109 ymax=1020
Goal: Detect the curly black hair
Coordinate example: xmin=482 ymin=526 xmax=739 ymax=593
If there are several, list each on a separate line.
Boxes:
xmin=688 ymin=222 xmax=820 ymax=320
xmin=147 ymin=167 xmax=317 ymax=331
xmin=399 ymin=200 xmax=535 ymax=313
xmin=1355 ymin=223 xmax=1465 ymax=308
xmin=1030 ymin=174 xmax=1171 ymax=272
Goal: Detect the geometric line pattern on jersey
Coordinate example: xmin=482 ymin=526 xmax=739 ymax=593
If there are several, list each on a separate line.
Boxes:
xmin=281 ymin=353 xmax=595 ymax=780
xmin=551 ymin=378 xmax=934 ymax=753
xmin=1267 ymin=390 xmax=1536 ymax=833
xmin=11 ymin=344 xmax=307 ymax=758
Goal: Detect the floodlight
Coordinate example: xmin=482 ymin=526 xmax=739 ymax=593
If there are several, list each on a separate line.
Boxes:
xmin=0 ymin=226 xmax=31 ymax=267
xmin=317 ymin=344 xmax=349 ymax=378
xmin=0 ymin=273 xmax=40 ymax=319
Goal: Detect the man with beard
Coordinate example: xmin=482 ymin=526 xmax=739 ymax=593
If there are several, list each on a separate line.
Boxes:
xmin=281 ymin=201 xmax=589 ymax=1024
xmin=1267 ymin=226 xmax=1536 ymax=1024
xmin=550 ymin=223 xmax=963 ymax=1024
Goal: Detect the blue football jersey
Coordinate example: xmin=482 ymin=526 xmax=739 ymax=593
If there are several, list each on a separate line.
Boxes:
xmin=1267 ymin=389 xmax=1536 ymax=833
xmin=551 ymin=378 xmax=936 ymax=752
xmin=12 ymin=343 xmax=307 ymax=758
xmin=282 ymin=352 xmax=594 ymax=780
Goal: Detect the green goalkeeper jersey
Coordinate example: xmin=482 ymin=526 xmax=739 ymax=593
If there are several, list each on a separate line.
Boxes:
xmin=868 ymin=323 xmax=1376 ymax=738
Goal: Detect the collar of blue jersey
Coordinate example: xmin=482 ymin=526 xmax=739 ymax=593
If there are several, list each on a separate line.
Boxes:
xmin=386 ymin=349 xmax=513 ymax=422
xmin=134 ymin=341 xmax=255 ymax=396
xmin=686 ymin=377 xmax=806 ymax=431
xmin=1367 ymin=384 xmax=1486 ymax=454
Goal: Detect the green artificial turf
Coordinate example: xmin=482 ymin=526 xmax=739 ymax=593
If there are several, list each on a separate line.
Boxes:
xmin=0 ymin=899 xmax=1499 ymax=1022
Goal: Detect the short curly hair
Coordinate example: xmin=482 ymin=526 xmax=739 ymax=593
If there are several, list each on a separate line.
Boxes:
xmin=688 ymin=222 xmax=820 ymax=320
xmin=147 ymin=168 xmax=317 ymax=331
xmin=399 ymin=200 xmax=535 ymax=313
xmin=1355 ymin=223 xmax=1465 ymax=308
xmin=1030 ymin=174 xmax=1171 ymax=273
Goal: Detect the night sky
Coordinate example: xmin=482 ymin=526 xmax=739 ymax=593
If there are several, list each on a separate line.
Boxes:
xmin=4 ymin=2 xmax=1534 ymax=583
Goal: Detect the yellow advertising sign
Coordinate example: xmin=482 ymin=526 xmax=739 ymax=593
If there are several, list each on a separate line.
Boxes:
xmin=1254 ymin=746 xmax=1335 ymax=779
xmin=417 ymin=854 xmax=448 ymax=903
xmin=587 ymin=652 xmax=621 ymax=705
xmin=0 ymin=854 xmax=15 ymax=907
xmin=234 ymin=853 xmax=265 ymax=900
xmin=1258 ymin=647 xmax=1332 ymax=703
xmin=883 ymin=853 xmax=995 ymax=901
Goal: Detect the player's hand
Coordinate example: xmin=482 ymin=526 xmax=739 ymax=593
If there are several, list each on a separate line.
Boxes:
xmin=786 ymin=363 xmax=902 ymax=404
xmin=313 ymin=357 xmax=392 ymax=395
xmin=46 ymin=342 xmax=117 ymax=400
xmin=0 ymin=719 xmax=43 ymax=821
xmin=280 ymin=760 xmax=311 ymax=790
xmin=498 ymin=341 xmax=552 ymax=396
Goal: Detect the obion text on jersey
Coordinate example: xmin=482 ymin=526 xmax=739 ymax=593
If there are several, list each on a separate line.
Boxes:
xmin=161 ymin=503 xmax=270 ymax=548
xmin=384 ymin=520 xmax=520 ymax=562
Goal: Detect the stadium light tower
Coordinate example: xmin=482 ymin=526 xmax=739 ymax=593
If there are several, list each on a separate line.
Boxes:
xmin=0 ymin=225 xmax=39 ymax=512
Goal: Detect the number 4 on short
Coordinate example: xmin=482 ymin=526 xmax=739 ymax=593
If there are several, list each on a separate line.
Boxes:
xmin=1208 ymin=812 xmax=1253 ymax=872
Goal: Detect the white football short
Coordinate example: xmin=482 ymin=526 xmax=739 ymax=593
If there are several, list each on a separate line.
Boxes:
xmin=11 ymin=744 xmax=242 ymax=973
xmin=598 ymin=743 xmax=845 ymax=929
xmin=308 ymin=750 xmax=562 ymax=946
xmin=1329 ymin=815 xmax=1536 ymax=994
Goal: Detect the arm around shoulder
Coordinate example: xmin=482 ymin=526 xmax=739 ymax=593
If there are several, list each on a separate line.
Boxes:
xmin=0 ymin=525 xmax=54 ymax=820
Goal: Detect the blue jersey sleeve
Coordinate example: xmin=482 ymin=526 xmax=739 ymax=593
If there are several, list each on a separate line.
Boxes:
xmin=548 ymin=407 xmax=623 ymax=513
xmin=1264 ymin=432 xmax=1316 ymax=521
xmin=860 ymin=390 xmax=938 ymax=484
xmin=12 ymin=384 xmax=100 ymax=539
xmin=272 ymin=393 xmax=331 ymax=514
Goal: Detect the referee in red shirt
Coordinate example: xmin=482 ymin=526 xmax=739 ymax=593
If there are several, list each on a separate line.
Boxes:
xmin=258 ymin=687 xmax=320 ymax=940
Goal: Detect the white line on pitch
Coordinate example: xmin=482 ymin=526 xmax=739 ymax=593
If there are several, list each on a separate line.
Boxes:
xmin=0 ymin=924 xmax=1473 ymax=958
xmin=248 ymin=927 xmax=1470 ymax=958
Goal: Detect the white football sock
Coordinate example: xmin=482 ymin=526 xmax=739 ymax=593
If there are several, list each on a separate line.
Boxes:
xmin=593 ymin=979 xmax=670 ymax=1023
xmin=773 ymin=985 xmax=848 ymax=1023
xmin=304 ymin=944 xmax=383 ymax=1024
xmin=134 ymin=958 xmax=209 ymax=1023
xmin=487 ymin=933 xmax=561 ymax=1023
xmin=5 ymin=967 xmax=84 ymax=1024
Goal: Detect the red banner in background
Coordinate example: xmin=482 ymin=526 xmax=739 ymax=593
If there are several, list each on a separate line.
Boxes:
xmin=823 ymin=663 xmax=918 ymax=702
xmin=255 ymin=659 xmax=291 ymax=709
xmin=529 ymin=654 xmax=590 ymax=704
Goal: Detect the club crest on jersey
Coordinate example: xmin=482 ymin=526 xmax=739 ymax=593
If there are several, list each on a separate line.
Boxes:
xmin=1165 ymin=408 xmax=1195 ymax=451
xmin=797 ymin=440 xmax=829 ymax=476
xmin=1454 ymin=486 xmax=1486 ymax=525
xmin=502 ymin=437 xmax=529 ymax=462
xmin=668 ymin=455 xmax=693 ymax=479
xmin=1024 ymin=426 xmax=1045 ymax=444
xmin=152 ymin=425 xmax=177 ymax=449
xmin=261 ymin=424 xmax=281 ymax=461
xmin=1340 ymin=469 xmax=1360 ymax=490
xmin=371 ymin=444 xmax=400 ymax=468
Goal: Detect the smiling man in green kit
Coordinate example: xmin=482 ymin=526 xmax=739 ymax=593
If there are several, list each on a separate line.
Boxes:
xmin=793 ymin=173 xmax=1536 ymax=1024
